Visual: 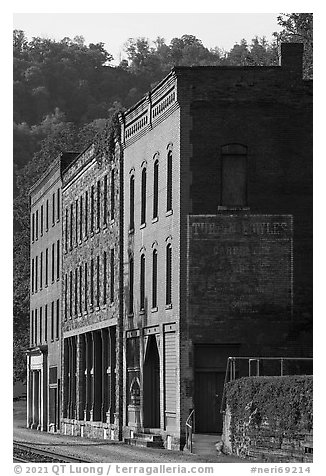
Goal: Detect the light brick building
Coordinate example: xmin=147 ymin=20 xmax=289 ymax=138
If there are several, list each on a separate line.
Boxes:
xmin=27 ymin=152 xmax=78 ymax=432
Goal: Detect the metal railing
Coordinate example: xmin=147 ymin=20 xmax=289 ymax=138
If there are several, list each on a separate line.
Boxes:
xmin=185 ymin=408 xmax=195 ymax=452
xmin=220 ymin=356 xmax=313 ymax=415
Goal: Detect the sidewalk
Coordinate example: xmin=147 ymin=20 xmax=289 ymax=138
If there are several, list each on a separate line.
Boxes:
xmin=14 ymin=401 xmax=244 ymax=463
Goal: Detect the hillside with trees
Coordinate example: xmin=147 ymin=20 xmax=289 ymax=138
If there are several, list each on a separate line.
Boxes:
xmin=13 ymin=13 xmax=313 ymax=383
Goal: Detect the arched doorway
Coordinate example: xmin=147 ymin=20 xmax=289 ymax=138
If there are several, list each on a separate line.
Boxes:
xmin=143 ymin=335 xmax=160 ymax=428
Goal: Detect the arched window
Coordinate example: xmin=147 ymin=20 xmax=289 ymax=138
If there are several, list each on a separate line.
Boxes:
xmin=166 ymin=244 xmax=172 ymax=306
xmin=141 ymin=168 xmax=147 ymax=225
xmin=153 ymin=160 xmax=159 ymax=219
xmin=140 ymin=254 xmax=145 ymax=311
xmin=130 ymin=174 xmax=135 ymax=230
xmin=152 ymin=249 xmax=158 ymax=308
xmin=167 ymin=151 xmax=172 ymax=212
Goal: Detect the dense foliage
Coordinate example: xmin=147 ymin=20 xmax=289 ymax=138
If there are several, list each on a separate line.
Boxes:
xmin=225 ymin=376 xmax=313 ymax=457
xmin=12 ymin=16 xmax=313 ymax=383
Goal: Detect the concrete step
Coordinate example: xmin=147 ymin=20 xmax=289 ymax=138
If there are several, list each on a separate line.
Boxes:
xmin=132 ymin=432 xmax=163 ymax=442
xmin=124 ymin=437 xmax=164 ymax=448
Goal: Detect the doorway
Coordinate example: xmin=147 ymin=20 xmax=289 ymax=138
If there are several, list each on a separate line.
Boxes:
xmin=143 ymin=336 xmax=160 ymax=428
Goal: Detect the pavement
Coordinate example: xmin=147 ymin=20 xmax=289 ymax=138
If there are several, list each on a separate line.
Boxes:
xmin=13 ymin=400 xmax=244 ymax=463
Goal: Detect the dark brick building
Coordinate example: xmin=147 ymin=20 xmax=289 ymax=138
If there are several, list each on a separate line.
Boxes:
xmin=121 ymin=43 xmax=312 ymax=448
xmin=27 ymin=43 xmax=312 ymax=449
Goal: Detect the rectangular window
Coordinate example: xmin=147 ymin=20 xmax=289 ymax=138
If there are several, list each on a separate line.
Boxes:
xmin=40 ymin=252 xmax=43 ymax=289
xmin=97 ymin=180 xmax=101 ymax=229
xmin=110 ymin=248 xmax=114 ymax=303
xmin=103 ymin=252 xmax=107 ymax=305
xmin=57 ymin=188 xmax=60 ymax=221
xmin=31 ymin=310 xmax=34 ymax=345
xmin=75 ymin=268 xmax=78 ymax=316
xmin=46 ymin=200 xmax=49 ymax=231
xmin=65 ymin=208 xmax=68 ymax=252
xmin=129 ymin=256 xmax=134 ymax=314
xmin=52 ymin=192 xmax=55 ymax=226
xmin=90 ymin=186 xmax=94 ymax=233
xmin=35 ymin=255 xmax=38 ymax=292
xmin=31 ymin=258 xmax=34 ymax=293
xmin=103 ymin=175 xmax=108 ymax=225
xmin=75 ymin=199 xmax=78 ymax=244
xmin=80 ymin=195 xmax=83 ymax=241
xmin=96 ymin=255 xmax=100 ymax=307
xmin=32 ymin=213 xmax=35 ymax=242
xmin=64 ymin=274 xmax=68 ymax=320
xmin=110 ymin=169 xmax=115 ymax=220
xmin=35 ymin=308 xmax=38 ymax=345
xmin=84 ymin=262 xmax=88 ymax=312
xmin=221 ymin=154 xmax=247 ymax=207
xmin=36 ymin=209 xmax=39 ymax=240
xmin=85 ymin=191 xmax=88 ymax=237
xmin=90 ymin=259 xmax=94 ymax=307
xmin=69 ymin=271 xmax=73 ymax=318
xmin=56 ymin=240 xmax=60 ymax=280
xmin=44 ymin=304 xmax=48 ymax=342
xmin=79 ymin=265 xmax=82 ymax=315
xmin=40 ymin=205 xmax=44 ymax=236
xmin=51 ymin=243 xmax=55 ymax=282
xmin=45 ymin=248 xmax=48 ymax=286
xmin=70 ymin=203 xmax=73 ymax=248
xmin=39 ymin=306 xmax=43 ymax=343
xmin=51 ymin=301 xmax=54 ymax=341
xmin=56 ymin=299 xmax=59 ymax=339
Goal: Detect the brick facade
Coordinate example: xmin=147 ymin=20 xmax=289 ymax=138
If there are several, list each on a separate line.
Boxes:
xmin=27 ymin=43 xmax=312 ymax=450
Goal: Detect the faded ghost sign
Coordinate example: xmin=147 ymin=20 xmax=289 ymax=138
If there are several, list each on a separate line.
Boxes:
xmin=188 ymin=215 xmax=293 ymax=316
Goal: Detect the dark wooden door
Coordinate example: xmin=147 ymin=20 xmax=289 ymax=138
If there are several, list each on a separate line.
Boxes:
xmin=195 ymin=371 xmax=225 ymax=433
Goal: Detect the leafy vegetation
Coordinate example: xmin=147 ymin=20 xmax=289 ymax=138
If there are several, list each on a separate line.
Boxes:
xmin=225 ymin=376 xmax=313 ymax=457
xmin=12 ymin=16 xmax=313 ymax=383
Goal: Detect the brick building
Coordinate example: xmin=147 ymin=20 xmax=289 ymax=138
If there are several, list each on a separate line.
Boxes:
xmin=120 ymin=43 xmax=312 ymax=448
xmin=27 ymin=43 xmax=312 ymax=449
xmin=60 ymin=140 xmax=123 ymax=439
xmin=27 ymin=152 xmax=78 ymax=432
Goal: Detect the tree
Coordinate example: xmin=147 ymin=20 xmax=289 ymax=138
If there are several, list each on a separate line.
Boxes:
xmin=274 ymin=13 xmax=313 ymax=79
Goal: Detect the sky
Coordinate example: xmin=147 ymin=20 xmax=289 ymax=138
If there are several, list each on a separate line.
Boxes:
xmin=13 ymin=12 xmax=283 ymax=64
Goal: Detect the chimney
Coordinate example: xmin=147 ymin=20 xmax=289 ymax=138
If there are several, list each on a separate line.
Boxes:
xmin=279 ymin=43 xmax=304 ymax=77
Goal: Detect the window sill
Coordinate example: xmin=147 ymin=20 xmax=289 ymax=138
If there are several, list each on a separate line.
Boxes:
xmin=152 ymin=217 xmax=158 ymax=224
xmin=95 ymin=228 xmax=100 ymax=234
xmin=139 ymin=309 xmax=145 ymax=315
xmin=166 ymin=209 xmax=173 ymax=217
xmin=129 ymin=227 xmax=134 ymax=234
xmin=151 ymin=307 xmax=158 ymax=313
xmin=140 ymin=223 xmax=146 ymax=229
xmin=103 ymin=223 xmax=108 ymax=230
xmin=165 ymin=304 xmax=172 ymax=310
xmin=110 ymin=218 xmax=115 ymax=224
xmin=128 ymin=313 xmax=134 ymax=318
xmin=217 ymin=205 xmax=250 ymax=211
xmin=84 ymin=236 xmax=88 ymax=242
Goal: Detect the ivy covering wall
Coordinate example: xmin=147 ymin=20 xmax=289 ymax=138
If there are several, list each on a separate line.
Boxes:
xmin=223 ymin=376 xmax=313 ymax=460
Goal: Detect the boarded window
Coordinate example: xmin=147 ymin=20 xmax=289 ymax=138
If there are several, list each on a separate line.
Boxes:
xmin=221 ymin=144 xmax=247 ymax=207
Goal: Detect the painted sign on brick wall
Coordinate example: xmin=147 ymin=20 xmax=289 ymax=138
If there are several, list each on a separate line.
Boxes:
xmin=188 ymin=215 xmax=293 ymax=316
